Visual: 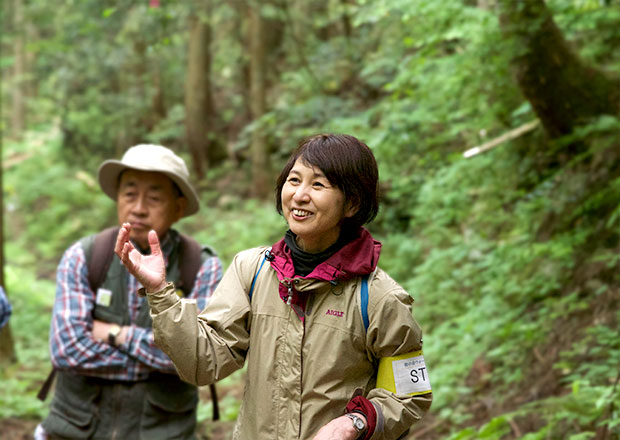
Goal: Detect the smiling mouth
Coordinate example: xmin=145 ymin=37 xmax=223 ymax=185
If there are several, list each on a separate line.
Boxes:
xmin=292 ymin=208 xmax=312 ymax=218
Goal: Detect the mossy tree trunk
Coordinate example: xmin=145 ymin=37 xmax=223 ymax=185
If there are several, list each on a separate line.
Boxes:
xmin=248 ymin=2 xmax=271 ymax=198
xmin=11 ymin=0 xmax=26 ymax=140
xmin=498 ymin=0 xmax=620 ymax=139
xmin=185 ymin=1 xmax=224 ymax=179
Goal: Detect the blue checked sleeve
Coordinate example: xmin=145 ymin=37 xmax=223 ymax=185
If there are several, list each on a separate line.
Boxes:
xmin=0 ymin=286 xmax=11 ymax=329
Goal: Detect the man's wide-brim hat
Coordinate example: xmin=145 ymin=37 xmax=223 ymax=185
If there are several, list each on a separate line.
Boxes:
xmin=98 ymin=144 xmax=200 ymax=217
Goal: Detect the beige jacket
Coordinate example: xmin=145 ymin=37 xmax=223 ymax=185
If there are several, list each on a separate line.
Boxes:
xmin=146 ymin=247 xmax=432 ymax=439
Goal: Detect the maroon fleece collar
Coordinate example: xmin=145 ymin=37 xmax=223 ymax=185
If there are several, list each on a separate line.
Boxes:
xmin=269 ymin=227 xmax=382 ymax=282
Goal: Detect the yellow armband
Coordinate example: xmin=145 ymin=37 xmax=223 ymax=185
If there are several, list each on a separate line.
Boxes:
xmin=376 ymin=350 xmax=432 ymax=396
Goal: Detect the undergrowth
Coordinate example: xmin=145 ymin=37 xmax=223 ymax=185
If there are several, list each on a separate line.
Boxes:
xmin=384 ymin=117 xmax=620 ymax=438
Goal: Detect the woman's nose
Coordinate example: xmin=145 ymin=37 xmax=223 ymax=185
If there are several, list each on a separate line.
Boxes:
xmin=293 ymin=184 xmax=311 ymax=202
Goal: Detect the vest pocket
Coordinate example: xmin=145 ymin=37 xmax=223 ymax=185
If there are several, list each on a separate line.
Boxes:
xmin=43 ymin=372 xmax=100 ymax=438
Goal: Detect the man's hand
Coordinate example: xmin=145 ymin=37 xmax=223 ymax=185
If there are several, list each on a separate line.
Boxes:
xmin=312 ymin=414 xmax=366 ymax=440
xmin=114 ymin=223 xmax=167 ymax=293
xmin=92 ymin=320 xmax=128 ymax=345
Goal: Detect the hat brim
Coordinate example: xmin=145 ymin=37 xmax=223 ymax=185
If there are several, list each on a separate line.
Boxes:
xmin=97 ymin=160 xmax=200 ymax=217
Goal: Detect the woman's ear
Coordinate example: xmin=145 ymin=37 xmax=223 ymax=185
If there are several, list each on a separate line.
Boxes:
xmin=344 ymin=200 xmax=359 ymax=219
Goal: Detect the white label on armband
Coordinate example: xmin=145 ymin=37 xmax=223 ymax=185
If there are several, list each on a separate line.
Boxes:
xmin=393 ymin=354 xmax=431 ymax=395
xmin=95 ymin=288 xmax=112 ymax=307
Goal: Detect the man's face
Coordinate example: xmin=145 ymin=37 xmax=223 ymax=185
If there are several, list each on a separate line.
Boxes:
xmin=116 ymin=170 xmax=186 ymax=250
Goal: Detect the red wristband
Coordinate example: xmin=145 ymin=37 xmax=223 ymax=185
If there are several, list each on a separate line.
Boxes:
xmin=346 ymin=396 xmax=377 ymax=440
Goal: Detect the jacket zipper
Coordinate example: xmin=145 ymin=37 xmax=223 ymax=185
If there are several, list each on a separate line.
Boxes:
xmin=282 ymin=280 xmax=293 ymax=305
xmin=298 ymin=292 xmax=306 ymax=439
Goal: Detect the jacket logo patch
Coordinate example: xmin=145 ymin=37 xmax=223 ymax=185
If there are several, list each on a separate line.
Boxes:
xmin=325 ymin=309 xmax=344 ymax=317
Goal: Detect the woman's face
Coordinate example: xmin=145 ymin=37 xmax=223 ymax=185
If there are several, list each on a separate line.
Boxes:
xmin=281 ymin=158 xmax=357 ymax=253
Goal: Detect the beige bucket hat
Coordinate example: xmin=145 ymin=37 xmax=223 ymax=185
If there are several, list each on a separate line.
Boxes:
xmin=97 ymin=144 xmax=200 ymax=217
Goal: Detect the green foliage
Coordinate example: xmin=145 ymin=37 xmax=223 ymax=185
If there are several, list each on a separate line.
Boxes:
xmin=197 ymin=369 xmax=245 ymax=424
xmin=0 ymin=266 xmax=55 ymax=419
xmin=4 ymin=127 xmax=115 ymax=275
xmin=181 ymin=196 xmax=285 ymax=269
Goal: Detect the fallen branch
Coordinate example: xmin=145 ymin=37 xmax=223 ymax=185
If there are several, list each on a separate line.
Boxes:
xmin=411 ymin=419 xmax=442 ymax=438
xmin=463 ymin=119 xmax=540 ymax=158
xmin=508 ymin=418 xmax=522 ymax=438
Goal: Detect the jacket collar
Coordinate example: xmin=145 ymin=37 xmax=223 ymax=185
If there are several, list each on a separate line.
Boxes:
xmin=269 ymin=227 xmax=381 ymax=283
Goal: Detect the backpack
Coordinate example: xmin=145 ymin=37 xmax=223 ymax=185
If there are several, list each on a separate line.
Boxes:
xmin=38 ymin=227 xmax=220 ymax=421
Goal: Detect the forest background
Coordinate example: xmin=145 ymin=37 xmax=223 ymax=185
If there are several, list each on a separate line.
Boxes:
xmin=1 ymin=0 xmax=619 ymax=439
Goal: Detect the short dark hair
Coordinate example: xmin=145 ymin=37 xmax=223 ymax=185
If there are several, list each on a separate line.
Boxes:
xmin=275 ymin=133 xmax=379 ymax=229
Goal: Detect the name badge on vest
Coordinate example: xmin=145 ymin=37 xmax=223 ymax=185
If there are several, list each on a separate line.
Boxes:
xmin=95 ymin=288 xmax=113 ymax=307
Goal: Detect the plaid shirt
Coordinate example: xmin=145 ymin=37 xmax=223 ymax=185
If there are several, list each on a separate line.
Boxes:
xmin=49 ymin=231 xmax=222 ymax=381
xmin=0 ymin=286 xmax=11 ymax=329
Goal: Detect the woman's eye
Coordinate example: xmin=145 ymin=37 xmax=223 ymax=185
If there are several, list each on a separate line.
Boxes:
xmin=313 ymin=181 xmax=326 ymax=188
xmin=287 ymin=177 xmax=300 ymax=184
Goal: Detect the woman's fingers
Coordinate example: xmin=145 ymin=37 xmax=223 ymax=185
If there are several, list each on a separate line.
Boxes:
xmin=148 ymin=230 xmax=162 ymax=257
xmin=114 ymin=226 xmax=166 ymax=291
xmin=114 ymin=223 xmax=132 ymax=257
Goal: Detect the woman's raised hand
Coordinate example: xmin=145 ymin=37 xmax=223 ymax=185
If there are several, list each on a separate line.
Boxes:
xmin=114 ymin=223 xmax=167 ymax=293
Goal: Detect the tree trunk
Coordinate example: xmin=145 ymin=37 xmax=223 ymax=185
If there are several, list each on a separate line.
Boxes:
xmin=340 ymin=0 xmax=352 ymax=40
xmin=11 ymin=0 xmax=26 ymax=139
xmin=185 ymin=2 xmax=223 ymax=180
xmin=248 ymin=3 xmax=271 ymax=198
xmin=0 ymin=321 xmax=17 ymax=366
xmin=498 ymin=0 xmax=620 ymax=139
xmin=151 ymin=63 xmax=167 ymax=127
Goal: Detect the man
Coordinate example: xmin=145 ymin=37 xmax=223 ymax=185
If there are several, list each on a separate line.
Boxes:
xmin=38 ymin=144 xmax=222 ymax=439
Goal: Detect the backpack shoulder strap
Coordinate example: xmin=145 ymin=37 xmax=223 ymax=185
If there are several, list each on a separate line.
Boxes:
xmin=177 ymin=233 xmax=209 ymax=297
xmin=359 ymin=268 xmax=379 ymax=333
xmin=83 ymin=227 xmax=119 ymax=292
xmin=360 ymin=274 xmax=370 ymax=332
xmin=248 ymin=247 xmax=272 ymax=302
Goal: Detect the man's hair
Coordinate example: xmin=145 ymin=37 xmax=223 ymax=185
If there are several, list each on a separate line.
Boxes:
xmin=275 ymin=134 xmax=379 ymax=229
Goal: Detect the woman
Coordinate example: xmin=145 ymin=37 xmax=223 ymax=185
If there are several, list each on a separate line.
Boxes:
xmin=116 ymin=134 xmax=432 ymax=440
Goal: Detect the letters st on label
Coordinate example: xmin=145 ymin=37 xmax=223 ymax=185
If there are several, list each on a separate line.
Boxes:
xmin=393 ymin=355 xmax=431 ymax=395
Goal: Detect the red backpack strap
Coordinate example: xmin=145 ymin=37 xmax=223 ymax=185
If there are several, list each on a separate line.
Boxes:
xmin=177 ymin=233 xmax=205 ymax=296
xmin=86 ymin=227 xmax=120 ymax=292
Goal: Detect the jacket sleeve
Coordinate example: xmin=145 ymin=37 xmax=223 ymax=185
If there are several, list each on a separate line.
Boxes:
xmin=50 ymin=242 xmax=132 ymax=370
xmin=119 ymin=254 xmax=223 ymax=372
xmin=364 ymin=273 xmax=433 ymax=440
xmin=146 ymin=249 xmax=261 ymax=386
